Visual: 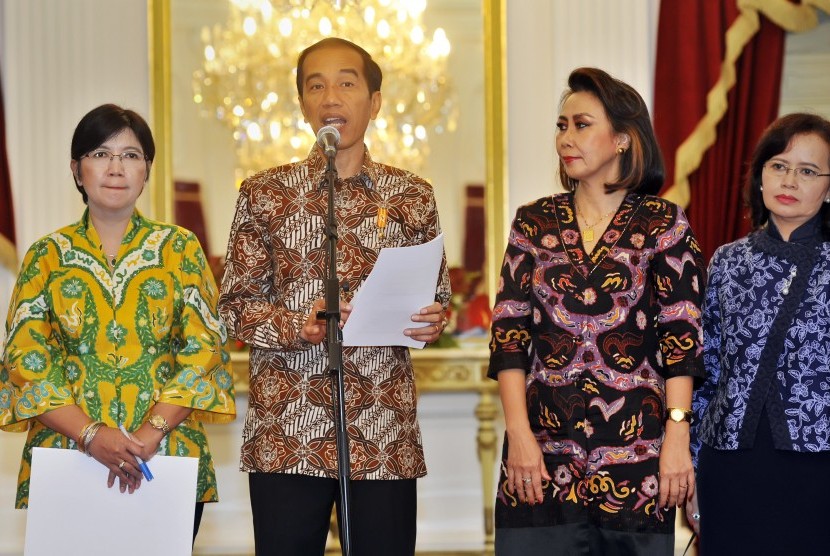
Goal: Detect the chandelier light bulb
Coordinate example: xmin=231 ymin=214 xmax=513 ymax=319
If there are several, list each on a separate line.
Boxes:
xmin=247 ymin=122 xmax=263 ymax=141
xmin=260 ymin=0 xmax=273 ymax=21
xmin=319 ymin=16 xmax=333 ymax=35
xmin=410 ymin=26 xmax=424 ymax=44
xmin=376 ymin=19 xmax=391 ymax=38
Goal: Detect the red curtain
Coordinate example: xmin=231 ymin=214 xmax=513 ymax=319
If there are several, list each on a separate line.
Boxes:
xmin=0 ymin=73 xmax=17 ymax=272
xmin=654 ymin=1 xmax=786 ymax=262
xmin=174 ymin=180 xmax=211 ymax=255
xmin=462 ymin=184 xmax=485 ymax=272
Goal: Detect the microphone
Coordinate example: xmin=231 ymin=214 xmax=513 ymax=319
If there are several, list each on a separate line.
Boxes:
xmin=316 ymin=126 xmax=340 ymax=157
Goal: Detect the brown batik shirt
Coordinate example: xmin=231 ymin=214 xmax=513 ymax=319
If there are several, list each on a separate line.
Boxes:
xmin=218 ymin=146 xmax=451 ymax=480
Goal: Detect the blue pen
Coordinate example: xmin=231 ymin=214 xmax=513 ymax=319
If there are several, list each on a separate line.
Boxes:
xmin=119 ymin=424 xmax=154 ymax=481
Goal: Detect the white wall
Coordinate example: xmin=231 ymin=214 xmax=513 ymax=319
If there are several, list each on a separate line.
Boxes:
xmin=779 ymin=11 xmax=830 ymax=119
xmin=0 ymin=0 xmax=151 ymax=257
xmin=506 ymin=0 xmax=660 ymax=218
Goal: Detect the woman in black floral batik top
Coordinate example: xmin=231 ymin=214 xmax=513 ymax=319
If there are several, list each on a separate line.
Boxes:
xmin=489 ymin=67 xmax=705 ymax=555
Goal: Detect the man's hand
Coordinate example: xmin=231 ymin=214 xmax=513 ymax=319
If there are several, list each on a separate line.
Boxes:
xmin=300 ymin=297 xmax=353 ymax=345
xmin=404 ymin=301 xmax=446 ymax=344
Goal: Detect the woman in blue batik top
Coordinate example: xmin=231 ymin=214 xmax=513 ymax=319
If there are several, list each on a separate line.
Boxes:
xmin=689 ymin=113 xmax=830 ymax=554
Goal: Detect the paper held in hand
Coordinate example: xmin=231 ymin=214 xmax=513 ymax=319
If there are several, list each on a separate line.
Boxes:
xmin=342 ymin=233 xmax=444 ymax=348
xmin=25 ymin=447 xmax=198 ymax=556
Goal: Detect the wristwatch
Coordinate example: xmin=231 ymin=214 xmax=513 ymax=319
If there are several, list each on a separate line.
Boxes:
xmin=666 ymin=407 xmax=693 ymax=424
xmin=147 ymin=413 xmax=171 ymax=435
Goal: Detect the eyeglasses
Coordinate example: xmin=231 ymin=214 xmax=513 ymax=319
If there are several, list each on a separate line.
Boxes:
xmin=81 ymin=149 xmax=147 ymax=168
xmin=763 ymin=161 xmax=830 ymax=184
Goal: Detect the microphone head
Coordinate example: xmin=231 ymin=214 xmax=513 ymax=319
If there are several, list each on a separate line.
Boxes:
xmin=316 ymin=125 xmax=341 ymax=151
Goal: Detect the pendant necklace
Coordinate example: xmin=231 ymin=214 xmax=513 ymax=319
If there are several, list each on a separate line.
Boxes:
xmin=576 ymin=203 xmax=618 ymax=242
xmin=105 ymin=252 xmax=117 ymax=268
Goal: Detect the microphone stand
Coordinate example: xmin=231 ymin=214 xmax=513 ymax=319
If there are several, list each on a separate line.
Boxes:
xmin=319 ymin=148 xmax=353 ymax=555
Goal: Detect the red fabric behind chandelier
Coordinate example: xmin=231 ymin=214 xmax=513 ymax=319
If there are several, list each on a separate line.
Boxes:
xmin=653 ymin=1 xmax=786 ymax=263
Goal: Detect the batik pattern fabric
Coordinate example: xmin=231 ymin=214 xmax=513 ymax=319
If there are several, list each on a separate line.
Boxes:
xmin=489 ymin=193 xmax=705 ymax=534
xmin=691 ymin=226 xmax=830 ymax=467
xmin=219 ymin=146 xmax=450 ymax=480
xmin=0 ymin=211 xmax=235 ymax=508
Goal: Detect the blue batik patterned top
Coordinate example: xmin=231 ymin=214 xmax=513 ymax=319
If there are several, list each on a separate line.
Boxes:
xmin=691 ymin=216 xmax=830 ymax=466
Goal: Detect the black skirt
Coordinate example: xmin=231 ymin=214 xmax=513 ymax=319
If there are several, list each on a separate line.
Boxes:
xmin=697 ymin=408 xmax=830 ymax=555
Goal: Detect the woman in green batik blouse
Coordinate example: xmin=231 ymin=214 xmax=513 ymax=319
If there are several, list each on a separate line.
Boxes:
xmin=0 ymin=104 xmax=235 ymax=539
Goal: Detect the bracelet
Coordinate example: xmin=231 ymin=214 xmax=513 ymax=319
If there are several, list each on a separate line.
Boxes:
xmin=77 ymin=421 xmax=94 ymax=453
xmin=77 ymin=421 xmax=99 ymax=453
xmin=77 ymin=421 xmax=106 ymax=455
xmin=81 ymin=422 xmax=106 ymax=455
xmin=83 ymin=422 xmax=106 ymax=454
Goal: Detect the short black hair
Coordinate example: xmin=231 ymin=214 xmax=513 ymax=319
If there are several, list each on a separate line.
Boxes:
xmin=558 ymin=67 xmax=664 ymax=195
xmin=71 ymin=104 xmax=155 ymax=203
xmin=296 ymin=37 xmax=382 ymax=98
xmin=745 ymin=112 xmax=830 ymax=236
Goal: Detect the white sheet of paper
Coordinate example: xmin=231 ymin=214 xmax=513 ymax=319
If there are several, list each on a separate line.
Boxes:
xmin=25 ymin=447 xmax=198 ymax=556
xmin=343 ymin=233 xmax=444 ymax=348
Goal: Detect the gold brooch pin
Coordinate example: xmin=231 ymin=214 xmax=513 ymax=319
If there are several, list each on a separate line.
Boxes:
xmin=377 ymin=206 xmax=388 ymax=239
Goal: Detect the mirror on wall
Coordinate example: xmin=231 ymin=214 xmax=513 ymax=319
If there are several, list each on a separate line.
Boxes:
xmin=152 ymin=0 xmax=506 ymax=347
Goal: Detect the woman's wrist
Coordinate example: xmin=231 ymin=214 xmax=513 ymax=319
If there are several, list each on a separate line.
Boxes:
xmin=663 ymin=420 xmax=691 ymax=439
xmin=135 ymin=423 xmax=165 ymax=450
xmin=505 ymin=421 xmax=534 ymax=440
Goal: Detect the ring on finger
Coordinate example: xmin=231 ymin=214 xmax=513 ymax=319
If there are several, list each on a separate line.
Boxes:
xmin=522 ymin=477 xmax=532 ymax=484
xmin=118 ymin=461 xmax=126 ymax=470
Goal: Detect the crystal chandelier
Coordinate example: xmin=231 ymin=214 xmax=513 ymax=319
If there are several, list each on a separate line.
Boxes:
xmin=193 ymin=0 xmax=456 ymax=181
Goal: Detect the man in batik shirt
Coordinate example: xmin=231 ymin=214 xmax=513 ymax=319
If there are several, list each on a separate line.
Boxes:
xmin=218 ymin=37 xmax=450 ymax=556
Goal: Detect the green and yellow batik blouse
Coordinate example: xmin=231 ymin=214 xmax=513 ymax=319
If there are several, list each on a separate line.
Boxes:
xmin=0 ymin=210 xmax=235 ymax=508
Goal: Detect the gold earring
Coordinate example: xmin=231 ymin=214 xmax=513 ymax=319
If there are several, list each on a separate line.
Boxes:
xmin=616 ymin=147 xmax=625 ymax=155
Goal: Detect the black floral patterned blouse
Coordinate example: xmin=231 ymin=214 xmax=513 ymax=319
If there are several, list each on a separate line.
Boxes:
xmin=489 ymin=193 xmax=705 ymax=534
